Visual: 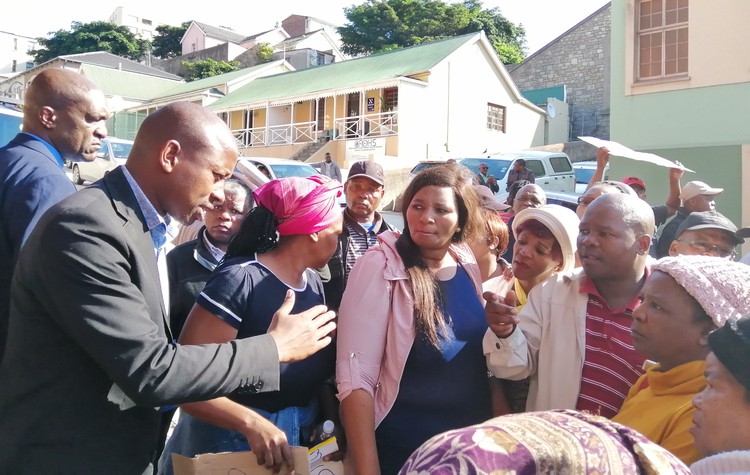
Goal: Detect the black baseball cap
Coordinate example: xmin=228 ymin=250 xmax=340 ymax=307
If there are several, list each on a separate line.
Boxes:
xmin=676 ymin=211 xmax=745 ymax=244
xmin=347 ymin=160 xmax=384 ymax=186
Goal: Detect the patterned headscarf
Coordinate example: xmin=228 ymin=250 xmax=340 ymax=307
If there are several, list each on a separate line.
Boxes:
xmin=253 ymin=175 xmax=342 ymax=236
xmin=400 ymin=410 xmax=690 ymax=474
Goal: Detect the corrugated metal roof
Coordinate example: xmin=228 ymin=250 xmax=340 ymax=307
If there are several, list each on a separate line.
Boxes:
xmin=59 ymin=51 xmax=182 ymax=80
xmin=521 ymin=85 xmax=566 ymax=106
xmin=208 ymin=32 xmax=479 ymax=111
xmin=193 ymin=21 xmax=248 ymax=44
xmin=152 ymin=60 xmax=288 ymax=99
xmin=79 ymin=64 xmax=183 ymax=101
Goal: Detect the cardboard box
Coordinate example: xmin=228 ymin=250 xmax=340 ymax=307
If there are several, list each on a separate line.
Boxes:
xmin=173 ymin=446 xmax=344 ymax=475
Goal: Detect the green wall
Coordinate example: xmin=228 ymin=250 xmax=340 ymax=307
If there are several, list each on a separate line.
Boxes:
xmin=609 ymin=0 xmax=747 ymax=233
xmin=608 ymin=145 xmax=743 ymax=229
xmin=609 ymin=0 xmax=750 ymax=150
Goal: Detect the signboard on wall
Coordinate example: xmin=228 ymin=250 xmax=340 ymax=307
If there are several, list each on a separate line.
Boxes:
xmin=367 ymin=97 xmax=375 ymax=112
xmin=345 ymin=137 xmax=386 ymax=164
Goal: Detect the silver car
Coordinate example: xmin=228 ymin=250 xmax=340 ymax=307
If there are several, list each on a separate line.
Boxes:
xmin=72 ymin=137 xmax=134 ymax=185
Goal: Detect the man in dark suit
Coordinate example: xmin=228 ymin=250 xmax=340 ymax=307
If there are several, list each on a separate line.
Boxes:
xmin=0 ymin=102 xmax=336 ymax=474
xmin=0 ymin=68 xmax=109 ymax=362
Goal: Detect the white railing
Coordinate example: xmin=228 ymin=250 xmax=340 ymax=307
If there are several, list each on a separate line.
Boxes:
xmin=232 ymin=112 xmax=398 ymax=147
xmin=333 ymin=111 xmax=398 ymax=140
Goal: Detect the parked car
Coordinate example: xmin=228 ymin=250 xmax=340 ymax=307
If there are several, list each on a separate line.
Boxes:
xmin=0 ymin=102 xmax=22 ymax=148
xmin=459 ymin=151 xmax=576 ymax=201
xmin=240 ymin=157 xmax=318 ymax=180
xmin=573 ymin=160 xmax=609 ymax=194
xmin=236 ymin=157 xmax=345 ymax=206
xmin=72 ymin=137 xmax=134 ymax=185
xmin=407 ymin=159 xmax=449 ymax=181
xmin=544 ymin=190 xmax=581 ymax=212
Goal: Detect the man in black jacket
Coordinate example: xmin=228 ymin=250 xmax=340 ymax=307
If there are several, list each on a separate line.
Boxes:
xmin=323 ymin=160 xmax=395 ymax=310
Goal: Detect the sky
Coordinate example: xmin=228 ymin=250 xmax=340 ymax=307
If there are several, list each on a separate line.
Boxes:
xmin=1 ymin=0 xmax=610 ymax=56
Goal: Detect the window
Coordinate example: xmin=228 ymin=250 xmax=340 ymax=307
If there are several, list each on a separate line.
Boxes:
xmin=487 ymin=103 xmax=506 ymax=132
xmin=549 ymin=156 xmax=572 ymax=173
xmin=525 ymin=160 xmax=545 ymax=178
xmin=383 ymin=88 xmax=398 ymax=112
xmin=11 ymin=60 xmax=16 ymax=73
xmin=13 ymin=38 xmax=18 ymax=51
xmin=142 ymin=19 xmax=152 ymax=26
xmin=637 ymin=0 xmax=688 ymax=80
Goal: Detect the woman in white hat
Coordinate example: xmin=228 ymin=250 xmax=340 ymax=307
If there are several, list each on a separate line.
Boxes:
xmin=498 ymin=204 xmax=580 ymax=413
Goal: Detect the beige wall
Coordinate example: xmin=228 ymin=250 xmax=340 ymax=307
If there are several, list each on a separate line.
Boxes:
xmin=623 ymin=0 xmax=750 ymax=95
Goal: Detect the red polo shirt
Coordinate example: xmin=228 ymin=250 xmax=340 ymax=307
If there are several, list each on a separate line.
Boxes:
xmin=575 ymin=274 xmax=647 ymax=418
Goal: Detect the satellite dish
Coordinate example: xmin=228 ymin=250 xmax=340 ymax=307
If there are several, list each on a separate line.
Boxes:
xmin=546 ymin=103 xmax=556 ymax=118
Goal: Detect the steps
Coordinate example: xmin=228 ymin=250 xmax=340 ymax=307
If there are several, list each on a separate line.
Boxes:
xmin=291 ymin=140 xmax=327 ymax=162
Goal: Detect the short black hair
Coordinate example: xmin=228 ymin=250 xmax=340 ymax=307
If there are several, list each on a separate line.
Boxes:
xmin=516 ymin=159 xmax=526 ymax=166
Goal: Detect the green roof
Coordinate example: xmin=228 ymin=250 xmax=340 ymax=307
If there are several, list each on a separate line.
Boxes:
xmin=520 ymin=85 xmax=566 ymax=106
xmin=80 ymin=64 xmax=183 ymax=101
xmin=152 ymin=60 xmax=288 ymax=99
xmin=208 ymin=32 xmax=480 ymax=111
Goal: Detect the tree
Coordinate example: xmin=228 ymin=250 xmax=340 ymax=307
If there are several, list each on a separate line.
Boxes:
xmin=30 ymin=21 xmax=150 ymax=64
xmin=152 ymin=22 xmax=190 ymax=59
xmin=338 ymin=0 xmax=526 ymax=64
xmin=181 ymin=58 xmax=240 ymax=81
xmin=256 ymin=43 xmax=274 ymax=64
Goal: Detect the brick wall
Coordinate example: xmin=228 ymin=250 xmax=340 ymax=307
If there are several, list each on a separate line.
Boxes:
xmin=510 ymin=4 xmax=611 ymax=139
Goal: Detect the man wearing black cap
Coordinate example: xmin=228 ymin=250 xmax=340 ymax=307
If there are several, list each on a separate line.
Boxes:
xmin=322 ymin=160 xmax=395 ymax=310
xmin=668 ymin=211 xmax=749 ymax=259
xmin=690 ymin=316 xmax=750 ymax=473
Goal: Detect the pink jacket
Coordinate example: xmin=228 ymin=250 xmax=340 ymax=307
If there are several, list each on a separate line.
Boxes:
xmin=335 ymin=230 xmax=483 ymax=426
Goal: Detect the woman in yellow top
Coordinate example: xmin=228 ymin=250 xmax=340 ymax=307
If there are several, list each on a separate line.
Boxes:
xmin=612 ymin=255 xmax=750 ymax=465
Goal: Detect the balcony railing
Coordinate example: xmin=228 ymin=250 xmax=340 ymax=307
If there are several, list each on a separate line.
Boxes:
xmin=232 ymin=111 xmax=398 ymax=147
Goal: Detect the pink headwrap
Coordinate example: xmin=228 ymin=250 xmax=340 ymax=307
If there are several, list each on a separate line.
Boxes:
xmin=253 ymin=175 xmax=343 ymax=236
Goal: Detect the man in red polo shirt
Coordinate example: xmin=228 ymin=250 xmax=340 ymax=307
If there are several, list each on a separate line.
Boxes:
xmin=484 ymin=192 xmax=654 ymax=416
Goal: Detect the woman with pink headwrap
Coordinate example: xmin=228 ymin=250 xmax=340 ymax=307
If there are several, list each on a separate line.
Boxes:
xmin=159 ymin=176 xmax=343 ymax=474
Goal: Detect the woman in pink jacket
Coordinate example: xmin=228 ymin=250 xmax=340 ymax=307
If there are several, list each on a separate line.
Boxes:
xmin=336 ymin=164 xmax=490 ymax=474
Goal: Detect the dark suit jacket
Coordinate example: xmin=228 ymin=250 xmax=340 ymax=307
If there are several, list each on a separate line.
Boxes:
xmin=0 ymin=133 xmax=77 ymax=363
xmin=0 ymin=168 xmax=280 ymax=474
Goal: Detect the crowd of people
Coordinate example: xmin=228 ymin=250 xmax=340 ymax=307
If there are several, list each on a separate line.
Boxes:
xmin=0 ymin=71 xmax=749 ymax=475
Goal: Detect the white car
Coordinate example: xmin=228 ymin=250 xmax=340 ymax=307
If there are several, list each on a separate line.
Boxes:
xmin=460 ymin=151 xmax=576 ymax=202
xmin=72 ymin=137 xmax=133 ymax=185
xmin=235 ymin=157 xmax=346 ymax=206
xmin=573 ymin=160 xmax=610 ymax=194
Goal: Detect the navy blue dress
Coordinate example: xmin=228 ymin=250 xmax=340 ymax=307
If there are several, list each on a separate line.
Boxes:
xmin=375 ymin=265 xmax=492 ymax=474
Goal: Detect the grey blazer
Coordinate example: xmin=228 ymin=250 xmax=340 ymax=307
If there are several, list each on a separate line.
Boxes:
xmin=0 ymin=167 xmax=280 ymax=474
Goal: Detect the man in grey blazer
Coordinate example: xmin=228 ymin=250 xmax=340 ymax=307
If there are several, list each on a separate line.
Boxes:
xmin=0 ymin=102 xmax=336 ymax=474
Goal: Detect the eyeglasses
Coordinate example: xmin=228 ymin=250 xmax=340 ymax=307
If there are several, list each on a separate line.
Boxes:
xmin=676 ymin=239 xmax=736 ymax=258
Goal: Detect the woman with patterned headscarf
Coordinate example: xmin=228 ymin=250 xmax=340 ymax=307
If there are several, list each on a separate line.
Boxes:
xmin=159 ymin=176 xmax=343 ymax=474
xmin=400 ymin=409 xmax=691 ymax=474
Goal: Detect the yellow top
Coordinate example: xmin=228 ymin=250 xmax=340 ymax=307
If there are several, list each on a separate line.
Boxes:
xmin=513 ymin=278 xmax=529 ymax=310
xmin=612 ymin=360 xmax=705 ymax=465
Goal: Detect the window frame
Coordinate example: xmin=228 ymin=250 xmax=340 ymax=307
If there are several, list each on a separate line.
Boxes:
xmin=636 ymin=0 xmax=689 ymax=82
xmin=487 ymin=102 xmax=506 ymax=133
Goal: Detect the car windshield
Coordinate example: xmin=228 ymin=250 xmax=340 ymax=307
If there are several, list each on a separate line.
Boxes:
xmin=269 ymin=163 xmax=318 ymax=178
xmin=458 ymin=158 xmax=512 ymax=179
xmin=111 ymin=143 xmax=133 ymax=159
xmin=574 ymin=168 xmax=596 ymax=184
